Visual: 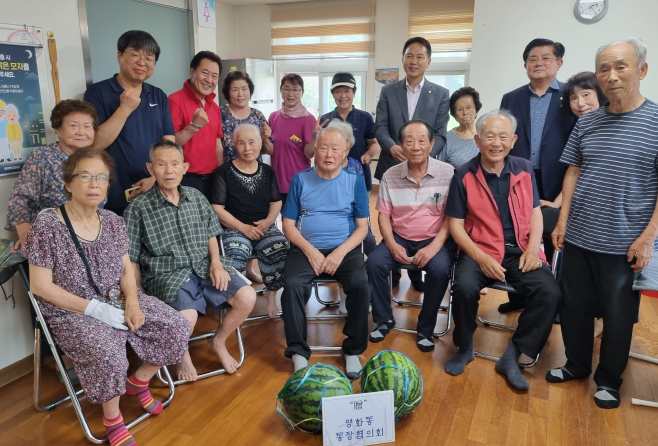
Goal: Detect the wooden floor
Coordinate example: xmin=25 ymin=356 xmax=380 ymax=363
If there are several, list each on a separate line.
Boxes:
xmin=2 ymin=194 xmax=658 ymax=445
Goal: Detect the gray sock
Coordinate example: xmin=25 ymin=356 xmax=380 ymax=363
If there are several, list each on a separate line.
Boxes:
xmin=418 ymin=337 xmax=434 ymax=347
xmin=344 ymin=354 xmax=362 ymax=379
xmin=444 ymin=339 xmax=475 ymax=376
xmin=292 ymin=354 xmax=309 ymax=372
xmin=495 ymin=341 xmax=529 ymax=390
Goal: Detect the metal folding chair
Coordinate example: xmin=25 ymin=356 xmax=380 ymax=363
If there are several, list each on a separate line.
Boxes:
xmin=17 ymin=262 xmax=175 ymax=444
xmin=471 ymin=250 xmax=559 ymax=367
xmin=389 ymin=263 xmax=453 ymax=338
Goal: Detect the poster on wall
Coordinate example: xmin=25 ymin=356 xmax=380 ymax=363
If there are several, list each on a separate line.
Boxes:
xmin=374 ymin=68 xmax=399 ymax=104
xmin=198 ymin=0 xmax=216 ymax=29
xmin=0 ymin=42 xmax=45 ymax=177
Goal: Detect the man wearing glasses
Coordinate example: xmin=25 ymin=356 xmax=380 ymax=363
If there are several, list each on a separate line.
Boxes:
xmin=84 ymin=30 xmax=175 ymax=216
xmin=498 ymin=38 xmax=576 ymax=313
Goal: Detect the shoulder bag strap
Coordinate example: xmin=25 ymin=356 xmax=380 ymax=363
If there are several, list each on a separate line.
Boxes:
xmin=59 ymin=205 xmax=101 ymax=295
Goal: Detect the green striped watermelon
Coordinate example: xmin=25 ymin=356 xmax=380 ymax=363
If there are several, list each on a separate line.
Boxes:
xmin=359 ymin=350 xmax=423 ymax=421
xmin=277 ymin=363 xmax=353 ymax=433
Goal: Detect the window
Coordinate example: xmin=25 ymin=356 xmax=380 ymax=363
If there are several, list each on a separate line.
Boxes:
xmin=425 ymin=72 xmax=466 ymax=130
xmin=284 ymin=71 xmax=367 ymax=118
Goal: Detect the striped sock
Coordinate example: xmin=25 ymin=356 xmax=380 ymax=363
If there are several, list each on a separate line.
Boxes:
xmin=125 ymin=373 xmax=163 ymax=415
xmin=103 ymin=413 xmax=136 ymax=446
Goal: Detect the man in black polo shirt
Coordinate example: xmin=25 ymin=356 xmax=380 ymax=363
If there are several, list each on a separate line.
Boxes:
xmin=84 ymin=30 xmax=175 ymax=216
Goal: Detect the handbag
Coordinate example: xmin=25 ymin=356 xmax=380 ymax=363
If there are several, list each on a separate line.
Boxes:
xmin=60 ymin=205 xmax=125 ymax=310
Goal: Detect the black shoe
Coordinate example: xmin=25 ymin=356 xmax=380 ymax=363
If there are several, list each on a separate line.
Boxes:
xmin=369 ymin=319 xmax=396 ymax=343
xmin=416 ymin=334 xmax=435 ymax=352
xmin=545 ymin=366 xmax=585 ymax=384
xmin=408 ymin=269 xmax=425 ymax=292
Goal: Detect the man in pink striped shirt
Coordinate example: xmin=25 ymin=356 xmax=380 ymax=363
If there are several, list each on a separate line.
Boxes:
xmin=366 ymin=120 xmax=454 ymax=352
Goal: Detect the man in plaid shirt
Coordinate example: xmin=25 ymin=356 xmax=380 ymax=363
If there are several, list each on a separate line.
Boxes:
xmin=125 ymin=140 xmax=256 ymax=380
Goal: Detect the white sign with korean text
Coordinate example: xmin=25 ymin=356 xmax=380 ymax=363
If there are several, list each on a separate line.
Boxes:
xmin=322 ymin=390 xmax=395 ymax=446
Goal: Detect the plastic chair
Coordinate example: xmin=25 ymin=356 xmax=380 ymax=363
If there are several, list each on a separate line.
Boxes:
xmin=17 ymin=261 xmax=176 ymax=444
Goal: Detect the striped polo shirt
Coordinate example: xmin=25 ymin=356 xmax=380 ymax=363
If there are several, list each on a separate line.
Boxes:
xmin=560 ymin=99 xmax=658 ymax=255
xmin=376 ymin=157 xmax=454 ymax=241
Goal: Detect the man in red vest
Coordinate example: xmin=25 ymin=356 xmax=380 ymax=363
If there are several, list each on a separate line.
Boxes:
xmin=444 ymin=109 xmax=561 ymax=390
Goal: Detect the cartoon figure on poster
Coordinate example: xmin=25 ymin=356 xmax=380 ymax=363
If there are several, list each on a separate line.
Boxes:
xmin=0 ymin=42 xmax=45 ymax=176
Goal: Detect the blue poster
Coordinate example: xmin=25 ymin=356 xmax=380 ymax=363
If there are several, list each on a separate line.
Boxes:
xmin=0 ymin=43 xmax=45 ymax=177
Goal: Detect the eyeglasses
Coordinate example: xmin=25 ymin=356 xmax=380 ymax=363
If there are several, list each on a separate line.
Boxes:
xmin=125 ymin=51 xmax=156 ymax=67
xmin=73 ymin=173 xmax=110 ymax=184
xmin=527 ymin=56 xmax=560 ymax=65
xmin=281 ymin=87 xmax=302 ymax=94
xmin=455 ymin=105 xmax=475 ymax=114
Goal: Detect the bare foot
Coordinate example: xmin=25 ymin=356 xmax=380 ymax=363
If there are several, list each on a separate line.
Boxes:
xmin=208 ymin=337 xmax=239 ymax=374
xmin=479 ymin=287 xmax=489 ymax=295
xmin=265 ymin=290 xmax=279 ymax=318
xmin=594 ymin=318 xmax=604 ymax=338
xmin=245 ymin=259 xmax=263 ymax=283
xmin=175 ymin=349 xmax=198 ymax=382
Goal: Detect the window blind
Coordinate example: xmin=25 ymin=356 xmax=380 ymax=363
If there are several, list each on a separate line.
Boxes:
xmin=408 ymin=0 xmax=474 ymax=52
xmin=271 ymin=3 xmax=375 ymax=58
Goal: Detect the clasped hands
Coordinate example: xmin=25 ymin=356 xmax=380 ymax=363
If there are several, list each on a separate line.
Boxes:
xmin=305 ymin=247 xmax=346 ymax=276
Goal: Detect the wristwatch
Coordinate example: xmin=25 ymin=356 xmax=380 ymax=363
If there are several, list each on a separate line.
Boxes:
xmin=190 ymin=121 xmax=203 ymax=129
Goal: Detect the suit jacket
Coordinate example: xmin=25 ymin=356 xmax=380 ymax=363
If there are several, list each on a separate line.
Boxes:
xmin=374 ymin=78 xmax=450 ymax=180
xmin=500 ymin=82 xmax=577 ymax=202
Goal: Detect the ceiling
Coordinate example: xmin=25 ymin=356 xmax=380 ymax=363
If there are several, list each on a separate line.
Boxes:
xmin=217 ymin=0 xmax=315 ymax=6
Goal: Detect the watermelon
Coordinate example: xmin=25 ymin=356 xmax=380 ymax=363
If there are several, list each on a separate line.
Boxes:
xmin=359 ymin=350 xmax=423 ymax=421
xmin=277 ymin=363 xmax=353 ymax=433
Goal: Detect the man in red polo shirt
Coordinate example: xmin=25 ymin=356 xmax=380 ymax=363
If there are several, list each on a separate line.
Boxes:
xmin=169 ymin=51 xmax=223 ymax=198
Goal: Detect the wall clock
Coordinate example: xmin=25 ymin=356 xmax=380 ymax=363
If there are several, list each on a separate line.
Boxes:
xmin=574 ymin=0 xmax=608 ymax=24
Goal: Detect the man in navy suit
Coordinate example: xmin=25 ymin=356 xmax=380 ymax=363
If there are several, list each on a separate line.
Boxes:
xmin=375 ymin=36 xmax=450 ymax=291
xmin=499 ymin=38 xmax=577 ymax=312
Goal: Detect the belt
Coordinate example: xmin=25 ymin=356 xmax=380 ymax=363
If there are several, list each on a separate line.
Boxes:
xmin=505 ymin=242 xmax=517 ymax=247
xmin=186 ymin=172 xmax=212 ymax=180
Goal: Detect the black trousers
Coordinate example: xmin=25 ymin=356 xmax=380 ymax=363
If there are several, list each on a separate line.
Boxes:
xmin=560 ymin=242 xmax=640 ymax=390
xmin=281 ymin=245 xmax=370 ymax=359
xmin=181 ymin=172 xmax=213 ymax=200
xmin=452 ymin=246 xmax=561 ymax=358
xmin=366 ymin=233 xmax=453 ymax=338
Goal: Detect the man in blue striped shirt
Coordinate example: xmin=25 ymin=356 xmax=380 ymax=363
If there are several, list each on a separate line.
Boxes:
xmin=546 ymin=38 xmax=658 ymax=409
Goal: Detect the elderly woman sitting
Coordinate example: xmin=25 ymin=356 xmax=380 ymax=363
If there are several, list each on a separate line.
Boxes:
xmin=23 ymin=148 xmax=191 ymax=446
xmin=6 ymin=99 xmax=102 ymax=250
xmin=210 ymin=123 xmax=288 ymax=318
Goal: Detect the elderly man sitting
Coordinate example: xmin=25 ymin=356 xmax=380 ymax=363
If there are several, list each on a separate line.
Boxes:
xmin=366 ymin=119 xmax=454 ymax=352
xmin=124 ymin=140 xmax=256 ymax=381
xmin=281 ymin=126 xmax=370 ymax=378
xmin=444 ymin=110 xmax=561 ymax=390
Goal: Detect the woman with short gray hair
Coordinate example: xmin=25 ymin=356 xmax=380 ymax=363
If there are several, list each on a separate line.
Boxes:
xmin=210 ymin=123 xmax=288 ymax=318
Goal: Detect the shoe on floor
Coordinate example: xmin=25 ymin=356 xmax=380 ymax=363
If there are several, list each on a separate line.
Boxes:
xmin=416 ymin=334 xmax=435 ymax=352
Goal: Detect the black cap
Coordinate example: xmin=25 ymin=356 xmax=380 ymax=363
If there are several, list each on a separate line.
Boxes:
xmin=331 ymin=72 xmax=356 ymax=90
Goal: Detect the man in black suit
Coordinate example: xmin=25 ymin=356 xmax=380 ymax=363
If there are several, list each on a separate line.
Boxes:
xmin=375 ymin=36 xmax=450 ymax=291
xmin=499 ymin=38 xmax=577 ymax=312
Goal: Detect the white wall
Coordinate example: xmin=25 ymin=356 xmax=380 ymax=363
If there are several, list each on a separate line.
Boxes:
xmin=215 ymin=2 xmax=237 ymax=60
xmin=471 ymin=0 xmax=658 ymax=112
xmin=236 ymin=5 xmax=271 ymax=60
xmin=0 ymin=0 xmax=87 ymax=370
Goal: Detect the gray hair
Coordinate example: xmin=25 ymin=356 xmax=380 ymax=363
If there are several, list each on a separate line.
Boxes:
xmin=232 ymin=123 xmax=262 ymax=145
xmin=149 ymin=139 xmax=184 ymax=161
xmin=315 ymin=126 xmax=347 ymax=149
xmin=326 ymin=119 xmax=355 ymax=148
xmin=475 ymin=109 xmax=518 ymax=136
xmin=596 ymin=38 xmax=648 ymax=69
